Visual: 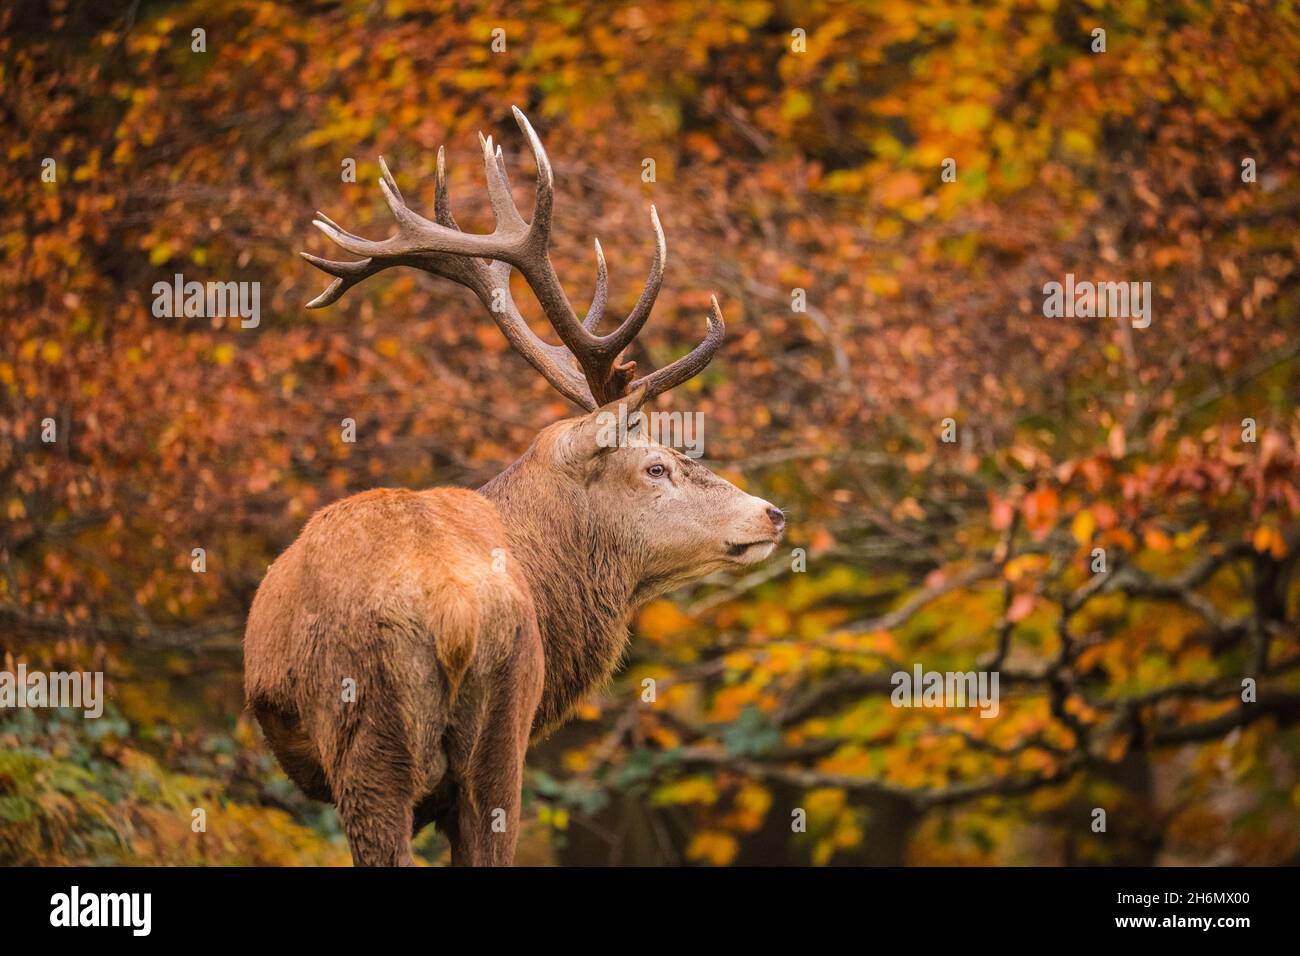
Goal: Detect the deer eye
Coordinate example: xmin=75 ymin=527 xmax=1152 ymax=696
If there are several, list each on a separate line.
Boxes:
xmin=646 ymin=463 xmax=667 ymax=479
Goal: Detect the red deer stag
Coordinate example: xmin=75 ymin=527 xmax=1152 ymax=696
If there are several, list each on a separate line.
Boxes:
xmin=244 ymin=107 xmax=784 ymax=866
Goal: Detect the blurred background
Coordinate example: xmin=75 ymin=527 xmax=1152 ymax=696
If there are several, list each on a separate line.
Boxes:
xmin=2 ymin=0 xmax=1298 ymax=865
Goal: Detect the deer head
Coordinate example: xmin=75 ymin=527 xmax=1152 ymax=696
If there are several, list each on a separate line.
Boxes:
xmin=302 ymin=107 xmax=783 ymax=618
xmin=542 ymin=399 xmax=786 ymax=597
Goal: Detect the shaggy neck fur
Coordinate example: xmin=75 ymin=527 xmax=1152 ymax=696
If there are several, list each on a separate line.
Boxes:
xmin=479 ymin=438 xmax=643 ymax=734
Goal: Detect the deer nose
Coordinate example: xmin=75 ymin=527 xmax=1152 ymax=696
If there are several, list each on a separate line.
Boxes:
xmin=766 ymin=506 xmax=785 ymax=532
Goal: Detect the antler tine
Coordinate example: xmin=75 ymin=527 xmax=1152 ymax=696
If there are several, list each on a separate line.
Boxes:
xmin=510 ymin=106 xmax=554 ymax=246
xmin=433 ymin=146 xmax=458 ymax=228
xmin=377 ymin=156 xmax=404 ymax=207
xmin=310 ymin=210 xmax=372 ymax=251
xmin=377 ymin=156 xmax=437 ymax=234
xmin=480 ymin=132 xmax=527 ymax=232
xmin=588 ymin=205 xmax=665 ymax=356
xmin=583 ymin=239 xmax=609 ymax=332
xmin=300 ymin=251 xmax=390 ymax=309
xmin=628 ymin=296 xmax=726 ymax=401
xmin=301 ymin=209 xmax=400 ymax=309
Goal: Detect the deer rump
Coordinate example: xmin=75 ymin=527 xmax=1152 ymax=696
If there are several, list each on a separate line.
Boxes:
xmin=244 ymin=486 xmax=544 ymax=866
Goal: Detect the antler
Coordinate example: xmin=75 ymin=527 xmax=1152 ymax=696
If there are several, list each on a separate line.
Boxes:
xmin=302 ymin=106 xmax=724 ymax=410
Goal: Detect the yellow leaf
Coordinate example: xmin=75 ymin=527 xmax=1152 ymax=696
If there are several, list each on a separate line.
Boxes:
xmin=782 ymin=90 xmax=812 ymax=120
xmin=1253 ymin=526 xmax=1285 ymax=558
xmin=1071 ymin=510 xmax=1096 ymax=545
xmin=654 ymin=777 xmax=719 ymax=807
xmin=1061 ymin=128 xmax=1095 ymax=156
xmin=1004 ymin=553 xmax=1048 ymax=583
xmin=686 ymin=831 xmax=738 ymax=866
xmin=944 ymin=102 xmax=992 ymax=134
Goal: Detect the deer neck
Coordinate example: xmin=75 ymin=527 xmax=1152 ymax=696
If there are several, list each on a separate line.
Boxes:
xmin=479 ymin=454 xmax=640 ymax=734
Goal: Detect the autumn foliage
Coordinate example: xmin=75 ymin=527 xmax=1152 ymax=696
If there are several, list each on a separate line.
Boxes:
xmin=2 ymin=0 xmax=1298 ymax=865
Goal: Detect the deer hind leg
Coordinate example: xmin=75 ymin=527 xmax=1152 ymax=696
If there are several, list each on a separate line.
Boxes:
xmin=447 ymin=730 xmax=524 ymax=866
xmin=330 ymin=719 xmax=418 ymax=867
xmin=446 ymin=621 xmax=543 ymax=867
xmin=323 ymin=657 xmax=421 ymax=867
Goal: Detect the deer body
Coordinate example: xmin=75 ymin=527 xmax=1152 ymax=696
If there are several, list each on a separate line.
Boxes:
xmin=244 ymin=109 xmax=783 ymax=865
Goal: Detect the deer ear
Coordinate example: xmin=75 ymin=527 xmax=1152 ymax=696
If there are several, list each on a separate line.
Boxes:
xmin=559 ymin=384 xmax=650 ymax=465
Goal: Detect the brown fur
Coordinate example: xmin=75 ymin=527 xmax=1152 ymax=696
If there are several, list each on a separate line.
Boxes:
xmin=244 ymin=402 xmax=783 ymax=865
